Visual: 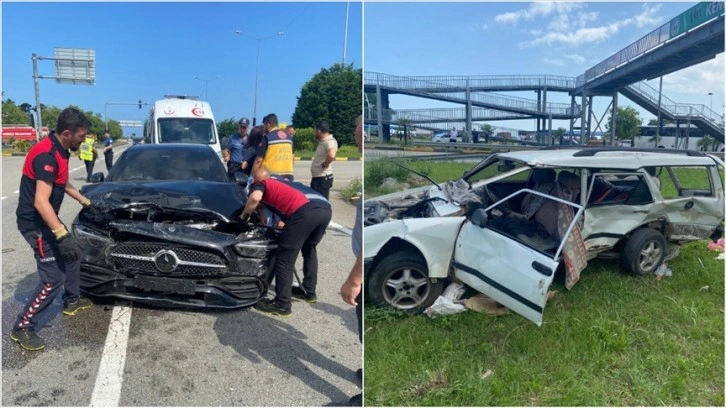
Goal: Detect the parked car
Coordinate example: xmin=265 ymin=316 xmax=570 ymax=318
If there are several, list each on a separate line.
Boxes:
xmin=432 ymin=132 xmax=461 ymax=143
xmin=364 ymin=147 xmax=724 ymax=325
xmin=72 ymin=143 xmax=279 ymax=309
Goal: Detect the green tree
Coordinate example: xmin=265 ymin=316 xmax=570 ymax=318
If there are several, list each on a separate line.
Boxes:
xmin=291 ymin=63 xmax=362 ymax=146
xmin=607 ymin=106 xmax=642 ymax=141
xmin=2 ymin=99 xmax=29 ymax=125
xmin=40 ymin=105 xmax=63 ymax=130
xmin=479 ymin=123 xmax=494 ymax=142
xmin=217 ymin=118 xmax=240 ymax=144
xmin=397 ymin=117 xmax=413 ymax=144
xmin=647 ymin=118 xmax=674 ymax=126
xmin=698 ymin=135 xmax=716 ymax=152
xmin=552 ymin=127 xmax=566 ymax=143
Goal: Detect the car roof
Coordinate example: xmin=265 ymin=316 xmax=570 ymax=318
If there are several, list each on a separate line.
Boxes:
xmin=497 ymin=147 xmax=719 ymax=169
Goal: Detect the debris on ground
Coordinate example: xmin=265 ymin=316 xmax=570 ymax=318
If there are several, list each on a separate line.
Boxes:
xmin=480 ymin=370 xmax=493 ymax=380
xmin=441 ymin=282 xmax=465 ymax=301
xmin=654 ymin=264 xmax=673 ymax=281
xmin=424 ymin=296 xmax=466 ymax=318
xmin=464 ymin=295 xmax=510 ymax=315
xmin=707 ymin=238 xmax=725 ymax=253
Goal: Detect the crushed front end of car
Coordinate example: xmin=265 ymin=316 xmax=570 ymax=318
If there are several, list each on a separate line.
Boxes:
xmin=72 ymin=182 xmax=278 ymax=308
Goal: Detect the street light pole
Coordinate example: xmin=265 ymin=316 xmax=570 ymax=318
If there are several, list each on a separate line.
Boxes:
xmin=235 ymin=30 xmax=284 ymax=126
xmin=708 ymin=92 xmax=713 ymax=111
xmin=194 ymin=75 xmax=220 ymax=100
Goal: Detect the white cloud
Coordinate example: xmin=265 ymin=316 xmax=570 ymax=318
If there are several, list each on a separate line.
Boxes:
xmin=520 ymin=4 xmax=664 ymax=49
xmin=662 ymin=54 xmax=725 ymax=96
xmin=495 ymin=2 xmax=584 ymax=24
xmin=481 ymin=24 xmax=489 ymax=31
xmin=635 ymin=4 xmax=663 ymax=28
xmin=523 ymin=23 xmax=621 ymax=47
xmin=547 ymin=14 xmax=570 ymax=32
xmin=544 ymin=58 xmax=566 ymax=66
xmin=565 ymin=54 xmax=586 ymax=64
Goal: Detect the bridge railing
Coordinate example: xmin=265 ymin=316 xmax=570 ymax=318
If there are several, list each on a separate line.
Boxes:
xmin=577 ymin=2 xmax=725 ymax=86
xmin=625 ymin=81 xmax=723 ymax=126
xmin=406 ymin=74 xmax=577 ymax=90
xmin=366 ymin=107 xmax=530 ymax=122
xmin=670 ymin=104 xmax=724 ymax=125
xmin=366 ymin=72 xmax=577 ymax=116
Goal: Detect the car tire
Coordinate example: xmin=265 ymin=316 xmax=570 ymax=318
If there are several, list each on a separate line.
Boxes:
xmin=621 ymin=228 xmax=666 ymax=276
xmin=367 ymin=251 xmax=443 ymax=313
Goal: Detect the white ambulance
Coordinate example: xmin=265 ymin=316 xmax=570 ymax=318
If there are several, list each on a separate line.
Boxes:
xmin=143 ymin=95 xmax=223 ymax=160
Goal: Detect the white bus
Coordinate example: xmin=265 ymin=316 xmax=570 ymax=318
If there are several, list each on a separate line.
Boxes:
xmin=634 ymin=124 xmax=724 ymax=152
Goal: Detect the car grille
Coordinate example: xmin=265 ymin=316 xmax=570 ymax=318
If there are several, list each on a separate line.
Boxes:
xmin=110 ymin=243 xmax=227 ymax=277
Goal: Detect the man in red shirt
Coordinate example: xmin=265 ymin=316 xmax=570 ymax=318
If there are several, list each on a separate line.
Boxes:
xmin=241 ymin=167 xmax=331 ymax=316
xmin=11 ymin=107 xmax=95 ymax=351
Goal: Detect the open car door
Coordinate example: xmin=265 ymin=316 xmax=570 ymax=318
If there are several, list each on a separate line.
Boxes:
xmin=452 ymin=188 xmax=584 ymax=326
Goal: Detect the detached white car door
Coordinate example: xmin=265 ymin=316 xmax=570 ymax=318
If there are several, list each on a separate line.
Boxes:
xmin=452 ymin=189 xmax=584 ymax=326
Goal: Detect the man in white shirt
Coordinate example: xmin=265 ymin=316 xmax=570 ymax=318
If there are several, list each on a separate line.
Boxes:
xmin=449 ymin=127 xmax=458 ymax=143
xmin=310 ymin=121 xmax=338 ymax=199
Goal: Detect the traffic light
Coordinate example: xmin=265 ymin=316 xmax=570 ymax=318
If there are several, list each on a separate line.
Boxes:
xmin=138 ymin=100 xmax=142 ymax=109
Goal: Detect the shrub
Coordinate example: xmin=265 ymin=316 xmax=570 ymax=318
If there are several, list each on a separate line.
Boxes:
xmin=340 ymin=177 xmax=362 ymax=202
xmin=293 ymin=127 xmax=315 ymax=151
xmin=15 ymin=140 xmax=32 ymax=153
xmin=366 ymin=159 xmax=410 ymax=187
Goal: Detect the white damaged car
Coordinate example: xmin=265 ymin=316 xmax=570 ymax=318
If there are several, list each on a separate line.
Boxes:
xmin=363 ymin=147 xmax=725 ymax=325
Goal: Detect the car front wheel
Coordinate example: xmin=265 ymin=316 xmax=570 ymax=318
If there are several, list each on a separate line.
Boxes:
xmin=622 ymin=228 xmax=666 ymax=276
xmin=367 ymin=251 xmax=443 ymax=313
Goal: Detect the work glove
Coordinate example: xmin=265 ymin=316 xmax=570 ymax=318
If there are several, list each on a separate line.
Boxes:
xmin=53 ymin=226 xmax=81 ymax=263
xmin=80 ymin=197 xmax=97 ymax=213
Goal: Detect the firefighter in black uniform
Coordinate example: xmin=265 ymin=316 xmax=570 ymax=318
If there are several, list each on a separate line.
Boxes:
xmin=11 ymin=107 xmax=96 ymax=351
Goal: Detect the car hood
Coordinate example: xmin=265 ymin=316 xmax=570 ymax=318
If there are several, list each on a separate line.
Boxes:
xmin=81 ymin=181 xmax=247 ymax=222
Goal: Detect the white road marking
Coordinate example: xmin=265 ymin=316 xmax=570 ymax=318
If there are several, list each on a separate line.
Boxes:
xmin=71 ymin=165 xmax=85 ymax=172
xmin=13 ymin=190 xmax=19 ymax=194
xmin=329 ymin=220 xmax=352 ymax=236
xmin=90 ymin=303 xmax=133 ymax=407
xmin=1 ymin=197 xmax=6 ymax=200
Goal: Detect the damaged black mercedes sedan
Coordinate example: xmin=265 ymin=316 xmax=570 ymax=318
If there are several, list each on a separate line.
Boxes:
xmin=72 ymin=144 xmax=278 ymax=308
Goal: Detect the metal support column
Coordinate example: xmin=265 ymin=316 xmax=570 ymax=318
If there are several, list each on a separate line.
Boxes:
xmin=465 ymin=78 xmax=472 ymax=137
xmin=375 ymin=83 xmax=384 ymax=142
xmin=32 ymin=53 xmax=43 ymax=141
xmin=536 ymin=90 xmax=542 ymax=132
xmin=587 ymin=95 xmax=594 ymax=141
xmin=580 ymin=93 xmax=587 ymax=145
xmin=569 ymin=95 xmax=576 ymax=142
xmin=685 ymin=118 xmax=691 ymax=149
xmin=610 ymin=92 xmax=618 ymax=146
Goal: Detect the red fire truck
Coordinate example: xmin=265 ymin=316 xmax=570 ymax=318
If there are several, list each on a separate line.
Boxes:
xmin=1 ymin=126 xmax=49 ymax=143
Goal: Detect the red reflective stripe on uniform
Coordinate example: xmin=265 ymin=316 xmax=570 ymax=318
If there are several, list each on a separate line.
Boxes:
xmin=37 ymin=236 xmax=45 ymax=258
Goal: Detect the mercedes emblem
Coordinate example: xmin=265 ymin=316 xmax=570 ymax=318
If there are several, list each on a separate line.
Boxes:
xmin=153 ymin=249 xmax=179 ymax=273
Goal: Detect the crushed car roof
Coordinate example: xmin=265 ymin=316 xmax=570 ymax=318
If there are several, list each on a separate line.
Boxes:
xmin=497 ymin=147 xmax=720 ymax=169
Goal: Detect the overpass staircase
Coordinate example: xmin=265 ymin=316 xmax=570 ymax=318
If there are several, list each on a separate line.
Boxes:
xmin=620 ymin=81 xmax=724 ymax=142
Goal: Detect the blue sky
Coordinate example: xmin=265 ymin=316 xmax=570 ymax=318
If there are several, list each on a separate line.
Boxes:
xmin=2 ymin=2 xmax=362 ymax=133
xmin=365 ymin=2 xmax=724 ymax=133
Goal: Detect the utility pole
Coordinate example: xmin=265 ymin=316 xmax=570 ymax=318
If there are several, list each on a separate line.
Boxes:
xmin=343 ymin=1 xmax=350 ymax=65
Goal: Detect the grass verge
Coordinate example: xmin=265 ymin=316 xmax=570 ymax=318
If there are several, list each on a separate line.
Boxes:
xmin=364 ymin=242 xmax=724 ymax=406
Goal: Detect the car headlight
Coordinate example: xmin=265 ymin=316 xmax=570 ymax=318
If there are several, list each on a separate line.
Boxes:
xmin=73 ymin=224 xmax=112 ymax=248
xmin=233 ymin=240 xmax=274 ymax=258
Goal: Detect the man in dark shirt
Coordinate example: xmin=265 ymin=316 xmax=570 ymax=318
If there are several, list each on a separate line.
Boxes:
xmin=12 ymin=107 xmax=95 ymax=351
xmin=102 ymin=130 xmax=114 ymax=171
xmin=223 ymin=117 xmax=249 ymax=181
xmin=241 ymin=167 xmax=331 ymax=316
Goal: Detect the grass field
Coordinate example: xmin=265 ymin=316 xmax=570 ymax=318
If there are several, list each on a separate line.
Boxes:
xmin=363 ymin=159 xmax=725 ymax=406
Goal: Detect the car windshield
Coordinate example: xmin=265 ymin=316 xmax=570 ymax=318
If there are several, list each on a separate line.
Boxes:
xmin=158 ymin=118 xmax=216 ymax=144
xmin=108 ymin=147 xmax=228 ymax=182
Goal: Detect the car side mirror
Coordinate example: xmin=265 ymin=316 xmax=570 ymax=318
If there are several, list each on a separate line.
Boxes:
xmin=90 ymin=172 xmax=105 ymax=183
xmin=470 ymin=208 xmax=489 ymax=228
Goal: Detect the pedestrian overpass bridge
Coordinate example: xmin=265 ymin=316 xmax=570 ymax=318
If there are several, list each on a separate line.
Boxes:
xmin=365 ymin=2 xmax=724 ymax=143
